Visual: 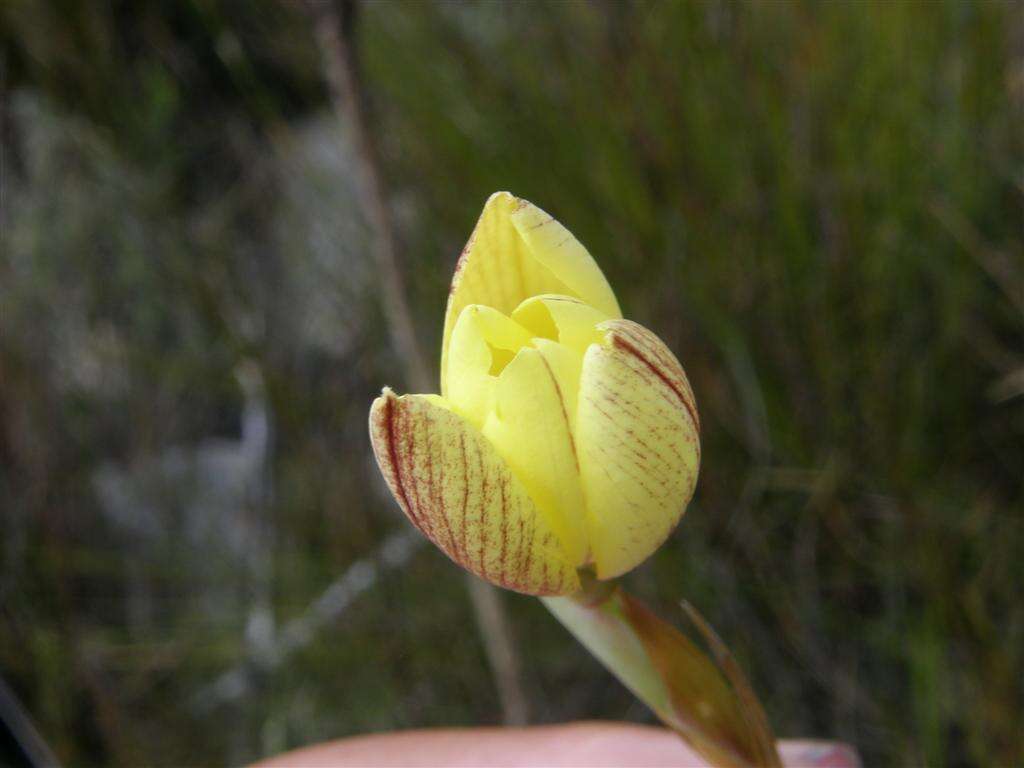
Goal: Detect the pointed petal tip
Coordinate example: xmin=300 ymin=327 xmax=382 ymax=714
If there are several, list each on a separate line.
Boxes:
xmin=370 ymin=388 xmax=398 ymax=424
xmin=482 ymin=191 xmax=524 ymax=218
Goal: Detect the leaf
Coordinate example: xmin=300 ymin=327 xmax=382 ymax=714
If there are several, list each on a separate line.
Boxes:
xmin=679 ymin=600 xmax=782 ymax=768
xmin=544 ymin=583 xmax=781 ymax=768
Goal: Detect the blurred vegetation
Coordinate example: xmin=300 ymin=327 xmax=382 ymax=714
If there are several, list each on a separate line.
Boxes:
xmin=1 ymin=1 xmax=1022 ymax=766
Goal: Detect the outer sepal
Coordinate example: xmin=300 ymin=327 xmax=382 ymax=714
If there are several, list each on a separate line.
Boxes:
xmin=369 ymin=388 xmax=580 ymax=596
xmin=576 ymin=319 xmax=701 ymax=579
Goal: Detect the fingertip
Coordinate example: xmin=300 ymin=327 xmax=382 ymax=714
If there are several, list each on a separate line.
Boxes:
xmin=779 ymin=739 xmax=862 ymax=768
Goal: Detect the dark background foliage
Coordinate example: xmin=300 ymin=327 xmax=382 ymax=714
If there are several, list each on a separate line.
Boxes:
xmin=1 ymin=2 xmax=1022 ymax=766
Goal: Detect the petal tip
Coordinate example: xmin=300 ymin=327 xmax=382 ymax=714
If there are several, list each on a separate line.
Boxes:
xmin=370 ymin=387 xmax=399 ymax=424
xmin=485 ymin=190 xmax=516 ymax=209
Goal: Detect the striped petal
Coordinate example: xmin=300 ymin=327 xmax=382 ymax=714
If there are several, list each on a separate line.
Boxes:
xmin=369 ymin=388 xmax=581 ymax=596
xmin=441 ymin=192 xmax=621 ymax=395
xmin=576 ymin=320 xmax=701 ymax=579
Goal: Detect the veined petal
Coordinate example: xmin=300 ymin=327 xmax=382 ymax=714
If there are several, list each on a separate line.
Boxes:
xmin=482 ymin=346 xmax=589 ymax=567
xmin=441 ymin=192 xmax=621 ymax=395
xmin=576 ymin=320 xmax=700 ymax=579
xmin=369 ymin=388 xmax=580 ymax=596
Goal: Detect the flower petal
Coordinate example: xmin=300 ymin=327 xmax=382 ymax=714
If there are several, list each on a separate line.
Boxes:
xmin=576 ymin=320 xmax=700 ymax=579
xmin=446 ymin=304 xmax=533 ymax=429
xmin=508 ymin=201 xmax=620 ymax=319
xmin=369 ymin=388 xmax=581 ymax=596
xmin=512 ymin=294 xmax=610 ymax=355
xmin=441 ymin=192 xmax=621 ymax=394
xmin=482 ymin=345 xmax=589 ymax=567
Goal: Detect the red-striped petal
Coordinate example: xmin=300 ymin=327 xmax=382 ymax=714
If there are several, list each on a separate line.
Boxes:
xmin=369 ymin=389 xmax=581 ymax=596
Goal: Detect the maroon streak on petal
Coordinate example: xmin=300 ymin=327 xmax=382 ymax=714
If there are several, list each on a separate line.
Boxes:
xmin=538 ymin=353 xmax=580 ymax=469
xmin=368 ymin=390 xmax=580 ymax=596
xmin=605 ymin=320 xmax=700 ymax=434
xmin=376 ymin=393 xmax=423 ymax=535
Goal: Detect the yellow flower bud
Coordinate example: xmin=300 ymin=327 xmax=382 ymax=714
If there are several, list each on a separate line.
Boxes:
xmin=369 ymin=192 xmax=699 ymax=595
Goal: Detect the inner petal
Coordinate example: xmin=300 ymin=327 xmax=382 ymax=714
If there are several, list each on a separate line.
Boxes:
xmin=512 ymin=295 xmax=610 ymax=354
xmin=446 ymin=301 xmax=596 ymax=568
xmin=447 ymin=305 xmax=533 ymax=429
xmin=482 ymin=346 xmax=589 ymax=567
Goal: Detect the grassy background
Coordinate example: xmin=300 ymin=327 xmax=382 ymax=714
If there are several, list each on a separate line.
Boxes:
xmin=1 ymin=1 xmax=1022 ymax=766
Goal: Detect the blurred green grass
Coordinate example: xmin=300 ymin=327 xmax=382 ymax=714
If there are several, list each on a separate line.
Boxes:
xmin=1 ymin=1 xmax=1022 ymax=766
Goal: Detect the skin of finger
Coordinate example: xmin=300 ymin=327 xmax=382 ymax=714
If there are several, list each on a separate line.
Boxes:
xmin=250 ymin=722 xmax=861 ymax=768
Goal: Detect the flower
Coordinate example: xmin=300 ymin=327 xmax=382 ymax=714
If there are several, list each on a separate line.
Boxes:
xmin=369 ymin=192 xmax=699 ymax=595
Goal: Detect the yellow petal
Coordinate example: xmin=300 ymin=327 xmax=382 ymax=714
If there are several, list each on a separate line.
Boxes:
xmin=575 ymin=320 xmax=700 ymax=579
xmin=511 ymin=294 xmax=610 ymax=354
xmin=529 ymin=338 xmax=583 ymax=432
xmin=507 ymin=202 xmax=620 ymax=319
xmin=446 ymin=304 xmax=533 ymax=429
xmin=441 ymin=192 xmax=621 ymax=395
xmin=369 ymin=388 xmax=581 ymax=596
xmin=481 ymin=346 xmax=589 ymax=566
